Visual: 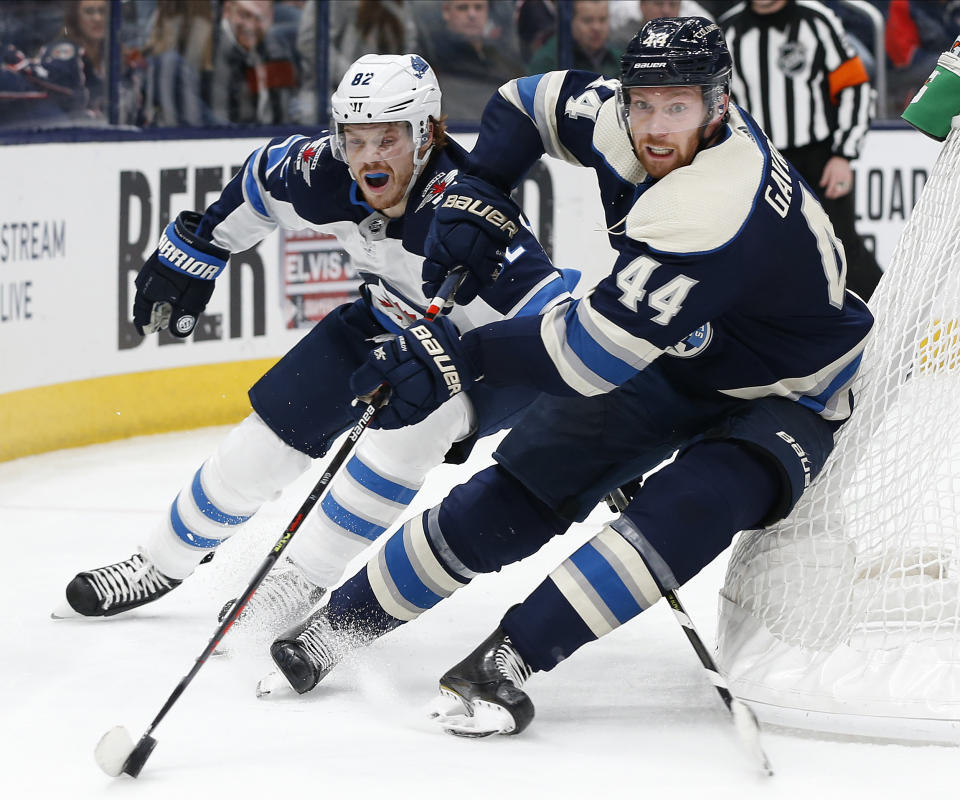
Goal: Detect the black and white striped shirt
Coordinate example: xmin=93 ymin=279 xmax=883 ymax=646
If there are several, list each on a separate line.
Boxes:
xmin=719 ymin=1 xmax=873 ymax=158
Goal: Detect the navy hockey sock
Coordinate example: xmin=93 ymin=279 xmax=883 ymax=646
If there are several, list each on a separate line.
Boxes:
xmin=324 ymin=465 xmax=569 ymax=633
xmin=502 ymin=441 xmax=780 ymax=672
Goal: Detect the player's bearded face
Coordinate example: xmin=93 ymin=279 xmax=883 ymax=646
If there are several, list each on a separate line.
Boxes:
xmin=626 ymin=86 xmax=720 ymax=179
xmin=343 ymin=122 xmax=418 ymax=212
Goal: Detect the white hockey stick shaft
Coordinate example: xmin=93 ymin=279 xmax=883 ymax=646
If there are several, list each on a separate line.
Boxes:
xmin=606 ymin=488 xmax=774 ymax=776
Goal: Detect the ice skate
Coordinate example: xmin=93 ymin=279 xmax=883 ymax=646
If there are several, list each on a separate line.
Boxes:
xmin=265 ymin=609 xmax=349 ymax=695
xmin=430 ymin=625 xmax=535 ymax=737
xmin=55 ymin=550 xmax=181 ymax=618
xmin=217 ymin=558 xmax=327 ymax=634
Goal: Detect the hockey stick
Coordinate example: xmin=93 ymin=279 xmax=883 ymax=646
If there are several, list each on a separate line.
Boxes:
xmin=95 ymin=266 xmax=467 ymax=779
xmin=606 ymin=487 xmax=774 ymax=776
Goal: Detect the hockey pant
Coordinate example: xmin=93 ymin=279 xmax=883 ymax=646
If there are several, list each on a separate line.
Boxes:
xmin=321 ymin=440 xmax=779 ymax=668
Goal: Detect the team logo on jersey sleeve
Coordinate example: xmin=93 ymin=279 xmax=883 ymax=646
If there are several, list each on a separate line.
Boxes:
xmin=665 ymin=322 xmax=713 ymax=358
xmin=415 ymin=168 xmax=458 ymax=213
xmin=296 ymin=137 xmax=329 ymax=187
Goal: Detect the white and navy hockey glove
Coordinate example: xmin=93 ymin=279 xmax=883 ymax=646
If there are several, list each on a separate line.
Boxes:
xmin=422 ymin=175 xmax=521 ymax=305
xmin=350 ymin=317 xmax=479 ymax=429
xmin=133 ymin=211 xmax=229 ymax=337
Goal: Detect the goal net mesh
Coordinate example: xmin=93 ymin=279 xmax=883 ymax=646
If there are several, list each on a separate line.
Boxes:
xmin=716 ymin=126 xmax=960 ymax=741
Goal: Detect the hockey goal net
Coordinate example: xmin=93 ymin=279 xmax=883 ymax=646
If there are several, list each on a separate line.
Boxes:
xmin=716 ymin=124 xmax=960 ymax=743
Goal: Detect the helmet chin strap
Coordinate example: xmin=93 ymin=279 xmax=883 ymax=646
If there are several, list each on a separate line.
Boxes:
xmin=400 ymin=143 xmax=435 ymax=204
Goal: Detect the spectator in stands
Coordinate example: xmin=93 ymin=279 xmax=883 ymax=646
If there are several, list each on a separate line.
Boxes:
xmin=517 ymin=0 xmax=557 ymax=61
xmin=46 ymin=0 xmax=108 ymax=117
xmin=527 ymin=0 xmax=621 ymax=76
xmin=609 ymin=0 xmax=714 ymax=48
xmin=0 ymin=41 xmax=88 ymax=128
xmin=721 ymin=0 xmax=883 ymax=300
xmin=418 ymin=0 xmax=525 ymax=119
xmin=295 ymin=0 xmax=418 ymax=124
xmin=210 ymin=0 xmax=298 ymax=124
xmin=141 ymin=0 xmax=220 ymax=127
xmin=886 ymin=0 xmax=960 ymax=112
xmin=0 ymin=0 xmax=66 ymax=58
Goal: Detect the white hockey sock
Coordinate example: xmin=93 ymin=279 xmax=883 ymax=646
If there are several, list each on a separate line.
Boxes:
xmin=287 ymin=394 xmax=475 ymax=587
xmin=144 ymin=413 xmax=312 ymax=579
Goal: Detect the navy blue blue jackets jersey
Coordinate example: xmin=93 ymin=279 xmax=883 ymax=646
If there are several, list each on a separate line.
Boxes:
xmin=195 ymin=133 xmax=572 ymax=335
xmin=463 ymin=70 xmax=874 ymax=421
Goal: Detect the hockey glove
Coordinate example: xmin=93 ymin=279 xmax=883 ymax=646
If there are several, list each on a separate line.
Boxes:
xmin=133 ymin=211 xmax=229 ymax=337
xmin=422 ymin=175 xmax=522 ymax=305
xmin=350 ymin=317 xmax=478 ymax=429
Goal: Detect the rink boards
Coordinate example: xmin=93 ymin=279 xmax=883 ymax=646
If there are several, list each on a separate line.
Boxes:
xmin=0 ymin=127 xmax=942 ymax=461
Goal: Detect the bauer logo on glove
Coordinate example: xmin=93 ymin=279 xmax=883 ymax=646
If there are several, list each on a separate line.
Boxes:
xmin=422 ymin=175 xmax=525 ymax=305
xmin=350 ymin=317 xmax=478 ymax=430
xmin=440 ymin=194 xmax=520 ymax=239
xmin=409 ymin=324 xmax=464 ymax=395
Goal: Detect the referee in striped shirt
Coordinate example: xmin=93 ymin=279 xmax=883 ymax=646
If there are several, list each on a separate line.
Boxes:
xmin=719 ymin=0 xmax=882 ymax=300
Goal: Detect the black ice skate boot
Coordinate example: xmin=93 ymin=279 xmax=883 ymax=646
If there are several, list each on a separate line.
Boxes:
xmin=434 ymin=624 xmax=535 ymax=737
xmin=62 ymin=550 xmax=182 ymax=617
xmin=266 ymin=610 xmax=347 ymax=695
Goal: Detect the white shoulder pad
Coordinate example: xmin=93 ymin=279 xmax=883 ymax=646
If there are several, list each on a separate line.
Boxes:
xmin=593 ymin=94 xmax=648 ymax=185
xmin=625 ymin=106 xmax=764 ymax=254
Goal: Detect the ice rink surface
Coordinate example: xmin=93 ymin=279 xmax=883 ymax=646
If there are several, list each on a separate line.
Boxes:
xmin=2 ymin=426 xmax=958 ymax=799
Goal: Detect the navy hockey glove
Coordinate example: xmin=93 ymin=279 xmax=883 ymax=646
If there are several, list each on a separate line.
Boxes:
xmin=350 ymin=317 xmax=478 ymax=429
xmin=133 ymin=211 xmax=229 ymax=337
xmin=422 ymin=175 xmax=522 ymax=305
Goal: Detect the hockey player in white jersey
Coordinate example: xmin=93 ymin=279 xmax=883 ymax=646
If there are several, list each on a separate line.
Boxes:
xmin=56 ymin=54 xmax=574 ymax=630
xmin=252 ymin=19 xmax=874 ymax=736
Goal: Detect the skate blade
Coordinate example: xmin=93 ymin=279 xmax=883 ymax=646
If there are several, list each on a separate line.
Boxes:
xmin=429 ymin=689 xmax=513 ymax=738
xmin=255 ymin=670 xmax=295 ymax=699
xmin=94 ymin=725 xmax=135 ymax=777
xmin=50 ymin=602 xmax=83 ymax=620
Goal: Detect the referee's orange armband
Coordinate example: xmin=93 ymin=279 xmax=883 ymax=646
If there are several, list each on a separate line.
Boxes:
xmin=828 ymin=56 xmax=870 ymax=104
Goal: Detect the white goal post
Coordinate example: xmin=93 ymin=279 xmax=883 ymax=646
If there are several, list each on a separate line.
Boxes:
xmin=716 ymin=122 xmax=960 ymax=743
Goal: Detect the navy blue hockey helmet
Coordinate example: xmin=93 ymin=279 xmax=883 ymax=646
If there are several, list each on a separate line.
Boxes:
xmin=619 ymin=16 xmax=732 ymax=134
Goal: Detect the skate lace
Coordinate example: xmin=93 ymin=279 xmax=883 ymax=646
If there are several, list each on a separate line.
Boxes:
xmin=249 ymin=561 xmax=322 ymax=620
xmin=495 ymin=637 xmax=532 ymax=688
xmin=295 ymin=619 xmax=336 ymax=672
xmin=88 ymin=551 xmax=173 ymax=611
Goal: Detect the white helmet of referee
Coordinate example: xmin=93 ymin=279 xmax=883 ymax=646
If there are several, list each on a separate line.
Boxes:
xmin=330 ymin=54 xmax=442 ymax=187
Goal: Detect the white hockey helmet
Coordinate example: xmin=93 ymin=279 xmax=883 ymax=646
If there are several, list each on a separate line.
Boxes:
xmin=330 ymin=54 xmax=442 ymax=180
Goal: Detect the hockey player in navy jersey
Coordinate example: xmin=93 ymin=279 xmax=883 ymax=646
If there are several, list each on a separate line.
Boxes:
xmin=257 ymin=18 xmax=874 ymax=736
xmin=56 ymin=54 xmax=575 ymax=630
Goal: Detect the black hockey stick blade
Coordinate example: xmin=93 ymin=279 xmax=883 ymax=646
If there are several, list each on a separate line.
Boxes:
xmin=94 ymin=726 xmax=157 ymax=778
xmin=122 ymin=733 xmax=158 ymax=777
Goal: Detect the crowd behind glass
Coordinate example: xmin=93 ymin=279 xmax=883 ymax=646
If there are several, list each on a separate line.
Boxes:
xmin=0 ymin=0 xmax=955 ymax=133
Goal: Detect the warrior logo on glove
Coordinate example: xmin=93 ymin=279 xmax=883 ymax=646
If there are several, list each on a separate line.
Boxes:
xmin=440 ymin=194 xmax=520 ymax=240
xmin=409 ymin=325 xmax=464 ymax=395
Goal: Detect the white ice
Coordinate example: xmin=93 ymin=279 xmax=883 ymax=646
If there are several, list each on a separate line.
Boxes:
xmin=1 ymin=426 xmax=957 ymax=799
